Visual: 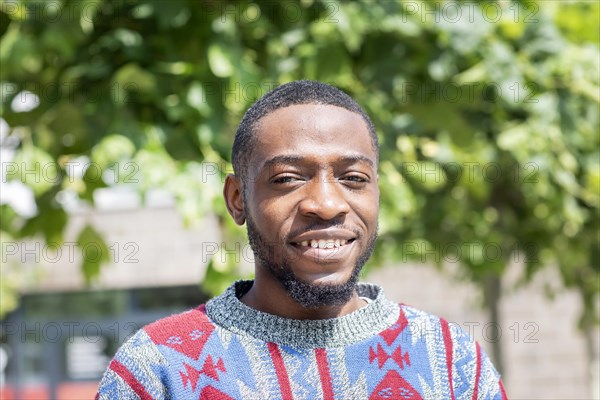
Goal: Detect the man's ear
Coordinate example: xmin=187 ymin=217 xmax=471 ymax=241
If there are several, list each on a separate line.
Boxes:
xmin=223 ymin=174 xmax=246 ymax=225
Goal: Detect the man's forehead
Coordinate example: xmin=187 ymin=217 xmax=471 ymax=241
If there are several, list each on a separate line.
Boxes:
xmin=248 ymin=104 xmax=376 ymax=174
xmin=261 ymin=154 xmax=375 ymax=169
xmin=256 ymin=103 xmax=367 ymax=133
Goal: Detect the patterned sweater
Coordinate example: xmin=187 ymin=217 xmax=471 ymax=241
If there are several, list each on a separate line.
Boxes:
xmin=97 ymin=281 xmax=507 ymax=399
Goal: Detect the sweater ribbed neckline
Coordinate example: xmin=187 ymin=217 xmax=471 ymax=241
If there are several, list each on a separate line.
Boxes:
xmin=205 ymin=280 xmax=399 ymax=348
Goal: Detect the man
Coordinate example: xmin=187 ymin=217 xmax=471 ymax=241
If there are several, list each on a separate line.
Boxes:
xmin=97 ymin=81 xmax=507 ymax=399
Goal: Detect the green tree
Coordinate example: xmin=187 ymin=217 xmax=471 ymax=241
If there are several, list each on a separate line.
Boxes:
xmin=1 ymin=0 xmax=598 ymax=373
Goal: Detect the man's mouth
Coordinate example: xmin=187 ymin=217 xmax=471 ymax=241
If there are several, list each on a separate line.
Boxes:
xmin=291 ymin=238 xmax=356 ymax=249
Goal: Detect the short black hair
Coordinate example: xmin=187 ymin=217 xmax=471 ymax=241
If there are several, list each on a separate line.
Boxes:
xmin=231 ymin=80 xmax=378 ymax=183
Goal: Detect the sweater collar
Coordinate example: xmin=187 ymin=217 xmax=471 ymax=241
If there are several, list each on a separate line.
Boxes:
xmin=205 ymin=280 xmax=399 ymax=348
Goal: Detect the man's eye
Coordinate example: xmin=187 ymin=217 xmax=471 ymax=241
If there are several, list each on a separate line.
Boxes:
xmin=272 ymin=175 xmax=301 ymax=184
xmin=343 ymin=175 xmax=368 ymax=183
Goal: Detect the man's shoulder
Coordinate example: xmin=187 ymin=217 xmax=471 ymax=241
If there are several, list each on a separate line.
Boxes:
xmin=396 ymin=303 xmax=447 ymax=327
xmin=103 ymin=305 xmax=215 ymax=370
xmin=396 ymin=303 xmax=476 ymax=347
xmin=144 ymin=304 xmax=212 ymax=334
xmin=395 ymin=303 xmax=505 ymax=398
xmin=141 ymin=304 xmax=217 ymax=357
xmin=96 ymin=306 xmax=216 ymax=399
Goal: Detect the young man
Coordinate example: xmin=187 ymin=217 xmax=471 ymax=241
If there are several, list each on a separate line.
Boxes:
xmin=96 ymin=81 xmax=507 ymax=399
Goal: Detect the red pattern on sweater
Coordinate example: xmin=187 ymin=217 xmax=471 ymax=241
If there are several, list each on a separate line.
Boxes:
xmin=109 ymin=359 xmax=154 ymax=400
xmin=267 ymin=342 xmax=294 ymax=400
xmin=472 ymin=342 xmax=482 ymax=400
xmin=144 ymin=304 xmax=214 ymax=361
xmin=315 ymin=348 xmax=335 ymax=398
xmin=441 ymin=318 xmax=456 ymax=400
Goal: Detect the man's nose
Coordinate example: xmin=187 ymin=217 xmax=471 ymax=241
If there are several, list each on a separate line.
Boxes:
xmin=298 ymin=177 xmax=350 ymax=220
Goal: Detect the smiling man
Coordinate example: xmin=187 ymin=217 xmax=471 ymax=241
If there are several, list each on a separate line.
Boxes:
xmin=97 ymin=81 xmax=507 ymax=399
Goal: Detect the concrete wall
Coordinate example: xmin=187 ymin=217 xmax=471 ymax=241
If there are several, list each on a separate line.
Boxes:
xmin=12 ymin=207 xmax=221 ymax=291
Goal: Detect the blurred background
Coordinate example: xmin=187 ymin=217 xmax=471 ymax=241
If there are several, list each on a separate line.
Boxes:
xmin=0 ymin=0 xmax=598 ymax=399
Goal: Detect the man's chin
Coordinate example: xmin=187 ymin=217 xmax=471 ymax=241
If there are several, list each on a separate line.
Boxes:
xmin=278 ymin=271 xmax=360 ymax=309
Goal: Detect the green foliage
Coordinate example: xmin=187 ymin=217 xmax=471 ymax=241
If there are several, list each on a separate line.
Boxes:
xmin=76 ymin=224 xmax=110 ymax=284
xmin=1 ymin=0 xmax=598 ymax=329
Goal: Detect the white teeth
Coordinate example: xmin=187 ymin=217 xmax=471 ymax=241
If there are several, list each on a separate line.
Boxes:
xmin=303 ymin=239 xmax=350 ymax=248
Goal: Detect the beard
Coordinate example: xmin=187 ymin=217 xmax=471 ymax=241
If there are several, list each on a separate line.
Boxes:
xmin=245 ymin=214 xmax=378 ymax=309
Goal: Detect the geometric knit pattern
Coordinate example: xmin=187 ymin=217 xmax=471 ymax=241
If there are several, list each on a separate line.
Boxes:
xmin=96 ymin=281 xmax=508 ymax=400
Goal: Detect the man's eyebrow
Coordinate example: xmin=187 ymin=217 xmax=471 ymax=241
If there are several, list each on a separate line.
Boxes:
xmin=338 ymin=155 xmax=375 ymax=168
xmin=261 ymin=154 xmax=375 ymax=169
xmin=262 ymin=155 xmax=305 ymax=169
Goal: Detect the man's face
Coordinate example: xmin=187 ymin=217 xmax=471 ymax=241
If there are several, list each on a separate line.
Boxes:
xmin=241 ymin=104 xmax=379 ymax=308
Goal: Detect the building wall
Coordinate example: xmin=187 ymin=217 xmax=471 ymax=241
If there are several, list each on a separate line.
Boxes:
xmin=13 ymin=207 xmax=222 ymax=291
xmin=9 ymin=206 xmax=598 ymax=399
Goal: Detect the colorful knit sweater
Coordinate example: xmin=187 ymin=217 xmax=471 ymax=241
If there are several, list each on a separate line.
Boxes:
xmin=97 ymin=281 xmax=507 ymax=399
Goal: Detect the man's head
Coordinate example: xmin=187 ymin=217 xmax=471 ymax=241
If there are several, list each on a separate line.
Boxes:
xmin=224 ymin=81 xmax=379 ymax=309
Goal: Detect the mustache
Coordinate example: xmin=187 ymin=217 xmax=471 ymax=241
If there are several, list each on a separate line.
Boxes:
xmin=286 ymin=223 xmax=362 ymax=242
